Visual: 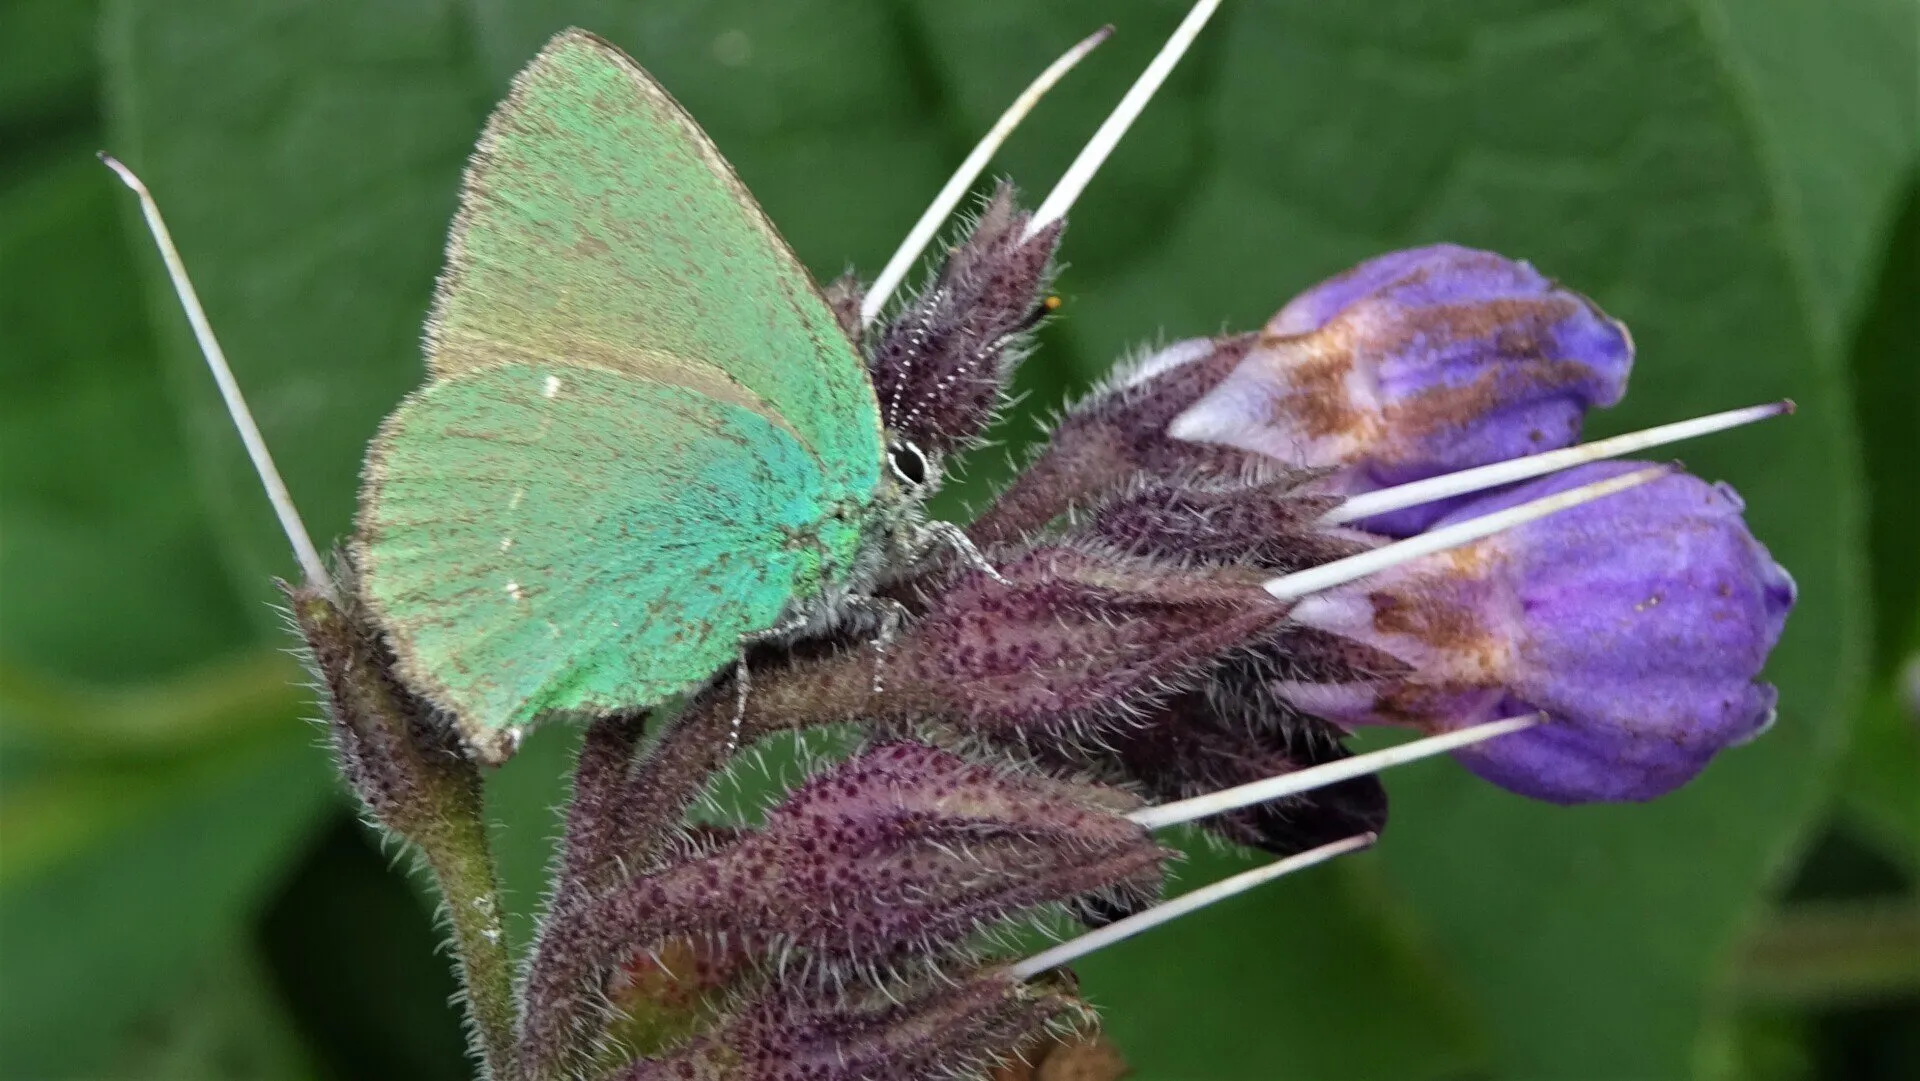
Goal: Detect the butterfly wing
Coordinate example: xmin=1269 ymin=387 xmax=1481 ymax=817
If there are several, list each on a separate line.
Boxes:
xmin=357 ymin=362 xmax=849 ymax=759
xmin=427 ymin=29 xmax=884 ymax=478
xmin=357 ymin=31 xmax=890 ymax=752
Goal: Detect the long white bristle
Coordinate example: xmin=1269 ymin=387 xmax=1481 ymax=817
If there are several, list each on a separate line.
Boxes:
xmin=860 ymin=26 xmax=1112 ymax=327
xmin=1010 ymin=833 xmax=1374 ymax=979
xmin=1127 ymin=714 xmax=1541 ymax=831
xmin=1322 ymin=402 xmax=1792 ymax=525
xmin=1024 ymin=0 xmax=1222 ymax=238
xmin=101 ymin=154 xmax=332 ymax=593
xmin=1266 ymin=464 xmax=1671 ymax=602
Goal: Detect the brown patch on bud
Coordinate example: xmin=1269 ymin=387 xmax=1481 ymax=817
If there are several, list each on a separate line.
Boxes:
xmin=612 ymin=969 xmax=1093 ymax=1081
xmin=993 ymin=1031 xmax=1131 ymax=1081
xmin=603 ymin=935 xmax=752 ymax=1062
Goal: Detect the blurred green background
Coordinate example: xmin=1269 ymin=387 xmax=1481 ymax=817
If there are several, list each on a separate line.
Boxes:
xmin=2 ymin=0 xmax=1916 ymax=1077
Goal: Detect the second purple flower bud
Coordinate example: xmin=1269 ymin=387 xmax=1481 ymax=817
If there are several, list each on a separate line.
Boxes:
xmin=1271 ymin=462 xmax=1795 ymax=803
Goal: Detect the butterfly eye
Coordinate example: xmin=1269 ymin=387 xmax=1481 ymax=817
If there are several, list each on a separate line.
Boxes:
xmin=888 ymin=441 xmax=931 ymax=489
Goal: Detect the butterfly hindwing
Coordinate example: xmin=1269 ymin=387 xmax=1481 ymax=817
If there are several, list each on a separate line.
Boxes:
xmin=357 ymin=362 xmax=849 ymax=758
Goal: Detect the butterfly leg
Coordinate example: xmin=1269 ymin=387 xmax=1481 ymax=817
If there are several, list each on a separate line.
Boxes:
xmin=915 ymin=519 xmax=1009 ymax=584
xmin=726 ymin=612 xmax=813 ymax=756
xmin=840 ymin=594 xmax=913 ymax=693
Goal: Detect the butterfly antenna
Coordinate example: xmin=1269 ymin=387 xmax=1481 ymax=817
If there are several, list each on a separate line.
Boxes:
xmin=1009 ymin=832 xmax=1374 ymax=978
xmin=1322 ymin=402 xmax=1793 ymax=525
xmin=1265 ymin=464 xmax=1672 ymax=603
xmin=860 ymin=24 xmax=1113 ymax=327
xmin=100 ymin=153 xmax=333 ymax=595
xmin=1024 ymin=0 xmax=1222 ymax=239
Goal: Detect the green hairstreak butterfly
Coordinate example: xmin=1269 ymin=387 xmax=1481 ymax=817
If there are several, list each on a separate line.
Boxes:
xmin=354 ymin=30 xmax=930 ymax=761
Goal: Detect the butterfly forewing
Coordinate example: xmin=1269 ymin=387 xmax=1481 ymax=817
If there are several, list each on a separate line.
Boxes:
xmin=428 ymin=30 xmax=884 ymax=477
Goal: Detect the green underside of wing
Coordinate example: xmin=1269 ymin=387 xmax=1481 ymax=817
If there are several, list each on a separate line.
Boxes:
xmin=356 ymin=362 xmax=872 ymax=739
xmin=431 ymin=30 xmax=885 ymax=482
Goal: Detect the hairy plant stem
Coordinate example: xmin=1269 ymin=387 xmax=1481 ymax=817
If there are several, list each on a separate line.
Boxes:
xmin=286 ymin=582 xmax=521 ymax=1081
xmin=418 ymin=801 xmax=520 ymax=1081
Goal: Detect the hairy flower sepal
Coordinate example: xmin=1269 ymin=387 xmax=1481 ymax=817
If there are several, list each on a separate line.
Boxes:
xmin=521 ymin=742 xmax=1164 ymax=1072
xmin=1275 ymin=462 xmax=1795 ymax=802
xmin=593 ymin=742 xmax=1167 ymax=970
xmin=883 ymin=546 xmax=1294 ymax=736
xmin=870 ymin=184 xmax=1062 ymax=458
xmin=611 ymin=968 xmax=1093 ymax=1081
xmin=1170 ymin=244 xmax=1633 ymax=534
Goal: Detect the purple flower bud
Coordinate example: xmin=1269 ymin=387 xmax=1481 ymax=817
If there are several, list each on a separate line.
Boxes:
xmin=1274 ymin=462 xmax=1795 ymax=803
xmin=594 ymin=741 xmax=1168 ymax=974
xmin=884 ymin=546 xmax=1291 ymax=736
xmin=613 ymin=969 xmax=1091 ymax=1081
xmin=969 ymin=334 xmax=1259 ymax=546
xmin=1168 ymin=245 xmax=1634 ymax=534
xmin=871 ymin=184 xmax=1061 ymax=459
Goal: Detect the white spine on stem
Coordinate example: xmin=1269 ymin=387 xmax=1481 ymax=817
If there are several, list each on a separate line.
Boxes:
xmin=1265 ymin=464 xmax=1672 ymax=603
xmin=1321 ymin=402 xmax=1792 ymax=525
xmin=1024 ymin=0 xmax=1223 ymax=238
xmin=860 ymin=26 xmax=1113 ymax=327
xmin=1127 ymin=714 xmax=1542 ymax=831
xmin=1010 ymin=832 xmax=1374 ymax=979
xmin=101 ymin=154 xmax=332 ymax=594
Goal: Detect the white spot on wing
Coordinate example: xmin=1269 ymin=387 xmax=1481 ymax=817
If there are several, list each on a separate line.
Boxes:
xmin=509 ymin=488 xmax=526 ymax=510
xmin=542 ymin=375 xmax=562 ymax=398
xmin=499 ymin=536 xmax=514 ymax=553
xmin=505 ymin=580 xmax=524 ymax=602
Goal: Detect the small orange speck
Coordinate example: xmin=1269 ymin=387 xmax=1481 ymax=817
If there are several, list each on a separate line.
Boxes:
xmin=1043 ymin=295 xmax=1062 ymax=311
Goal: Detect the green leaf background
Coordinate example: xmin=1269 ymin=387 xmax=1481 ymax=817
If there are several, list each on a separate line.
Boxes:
xmin=2 ymin=0 xmax=1913 ymax=1077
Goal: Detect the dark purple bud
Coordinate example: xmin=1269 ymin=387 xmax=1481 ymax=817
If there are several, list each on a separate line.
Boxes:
xmin=871 ymin=184 xmax=1062 ymax=458
xmin=613 ymin=969 xmax=1091 ymax=1081
xmin=1168 ymin=245 xmax=1634 ymax=534
xmin=969 ymin=334 xmax=1259 ymax=546
xmin=1078 ymin=474 xmax=1369 ymax=572
xmin=282 ymin=577 xmax=480 ymax=840
xmin=1274 ymin=461 xmax=1796 ymax=803
xmin=883 ymin=546 xmax=1291 ymax=736
xmin=1044 ymin=688 xmax=1387 ymax=861
xmin=595 ymin=741 xmax=1168 ymax=974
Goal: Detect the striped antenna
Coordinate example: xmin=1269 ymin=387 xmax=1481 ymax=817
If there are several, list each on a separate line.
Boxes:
xmin=1010 ymin=832 xmax=1374 ymax=978
xmin=101 ymin=154 xmax=332 ymax=594
xmin=1025 ymin=0 xmax=1222 ymax=238
xmin=1266 ymin=464 xmax=1671 ymax=603
xmin=1322 ymin=402 xmax=1792 ymax=526
xmin=1127 ymin=714 xmax=1541 ymax=831
xmin=860 ymin=25 xmax=1113 ymax=327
